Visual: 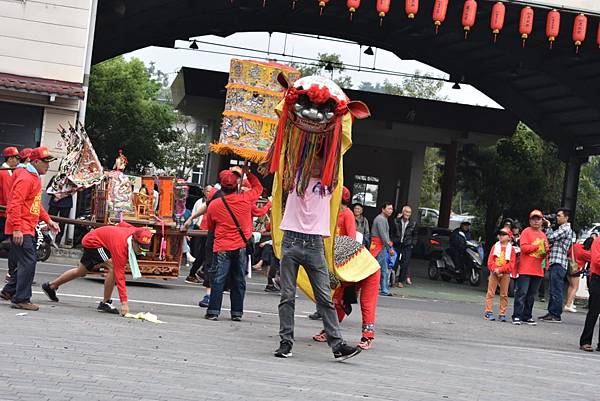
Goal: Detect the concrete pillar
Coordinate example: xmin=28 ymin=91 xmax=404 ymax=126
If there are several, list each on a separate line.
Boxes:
xmin=407 ymin=143 xmax=426 ymax=212
xmin=439 ymin=141 xmax=458 ymax=229
xmin=561 ymin=156 xmax=585 ymax=227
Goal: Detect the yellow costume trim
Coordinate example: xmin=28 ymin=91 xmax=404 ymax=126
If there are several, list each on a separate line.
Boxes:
xmin=208 ymin=143 xmax=267 ymax=163
xmin=225 ymin=83 xmax=286 ymax=97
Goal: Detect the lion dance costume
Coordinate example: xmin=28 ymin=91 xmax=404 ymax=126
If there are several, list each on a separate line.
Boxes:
xmin=267 ymin=75 xmax=380 ymax=347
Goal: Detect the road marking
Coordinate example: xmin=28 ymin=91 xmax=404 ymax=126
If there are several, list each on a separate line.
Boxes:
xmin=31 ymin=290 xmax=308 ymax=318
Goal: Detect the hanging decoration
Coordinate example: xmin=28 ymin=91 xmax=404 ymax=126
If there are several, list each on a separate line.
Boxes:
xmin=519 ymin=6 xmax=534 ymax=48
xmin=572 ymin=13 xmax=588 ymax=53
xmin=405 ymin=0 xmax=418 ymax=19
xmin=377 ymin=0 xmax=391 ymax=27
xmin=545 ymin=9 xmax=560 ymax=49
xmin=292 ymin=0 xmax=298 ymax=9
xmin=462 ymin=0 xmax=477 ymax=39
xmin=490 ymin=2 xmax=505 ymax=43
xmin=597 ymin=22 xmax=600 ymax=48
xmin=262 ymin=0 xmax=267 ymax=8
xmin=432 ymin=0 xmax=449 ymax=34
xmin=318 ymin=0 xmax=329 ymax=15
xmin=347 ymin=0 xmax=361 ymax=21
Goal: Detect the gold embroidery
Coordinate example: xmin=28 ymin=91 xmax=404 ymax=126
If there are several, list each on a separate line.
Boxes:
xmin=30 ymin=191 xmax=41 ymax=216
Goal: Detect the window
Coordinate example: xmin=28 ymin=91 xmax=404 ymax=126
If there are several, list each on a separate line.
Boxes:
xmin=352 ymin=175 xmax=379 ymax=208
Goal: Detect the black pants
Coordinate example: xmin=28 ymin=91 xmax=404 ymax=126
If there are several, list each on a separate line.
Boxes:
xmin=48 ymin=206 xmax=71 ymax=244
xmin=1 ymin=235 xmax=36 ymax=303
xmin=188 ymin=236 xmax=207 ymax=277
xmin=398 ymin=245 xmax=413 ymax=283
xmin=267 ymin=256 xmax=280 ymax=286
xmin=580 ymin=274 xmax=600 ymax=346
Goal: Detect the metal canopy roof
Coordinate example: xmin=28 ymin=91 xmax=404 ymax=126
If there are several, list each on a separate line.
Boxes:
xmin=93 ymin=0 xmax=600 ymax=158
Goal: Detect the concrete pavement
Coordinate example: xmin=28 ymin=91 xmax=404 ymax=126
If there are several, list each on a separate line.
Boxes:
xmin=0 ymin=259 xmax=599 ymax=401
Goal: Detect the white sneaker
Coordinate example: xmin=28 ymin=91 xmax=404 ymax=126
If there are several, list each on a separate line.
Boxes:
xmin=564 ymin=305 xmax=577 ymax=313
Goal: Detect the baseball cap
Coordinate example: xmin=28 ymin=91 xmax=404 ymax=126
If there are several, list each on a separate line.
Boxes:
xmin=30 ymin=146 xmax=57 ymax=162
xmin=497 ymin=227 xmax=512 ymax=237
xmin=529 ymin=209 xmax=543 ymax=219
xmin=19 ymin=148 xmax=32 ymax=161
xmin=133 ymin=227 xmax=153 ymax=252
xmin=3 ymin=147 xmax=19 ymax=158
xmin=342 ymin=186 xmax=351 ymax=203
xmin=219 ymin=170 xmax=239 ymax=189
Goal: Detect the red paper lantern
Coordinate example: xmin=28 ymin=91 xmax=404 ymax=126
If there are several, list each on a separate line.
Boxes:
xmin=519 ymin=6 xmax=534 ymax=47
xmin=432 ymin=0 xmax=449 ymax=34
xmin=462 ymin=0 xmax=477 ymax=39
xmin=318 ymin=0 xmax=329 ymax=15
xmin=490 ymin=2 xmax=505 ymax=43
xmin=545 ymin=9 xmax=560 ymax=49
xmin=377 ymin=0 xmax=391 ymax=27
xmin=405 ymin=0 xmax=418 ymax=19
xmin=573 ymin=13 xmax=588 ymax=53
xmin=347 ymin=0 xmax=361 ymax=20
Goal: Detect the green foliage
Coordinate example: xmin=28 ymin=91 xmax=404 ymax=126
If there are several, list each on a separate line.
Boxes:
xmin=160 ymin=114 xmax=207 ymax=179
xmin=359 ymin=71 xmax=447 ymax=101
xmin=420 ymin=147 xmax=443 ymax=209
xmin=577 ymin=157 xmax=600 ymax=228
xmin=86 ymin=56 xmax=177 ymax=174
xmin=292 ymin=53 xmax=353 ymax=88
xmin=457 ymin=123 xmax=564 ymax=241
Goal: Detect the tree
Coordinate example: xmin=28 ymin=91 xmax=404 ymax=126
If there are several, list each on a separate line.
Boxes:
xmin=292 ymin=53 xmax=353 ymax=88
xmin=457 ymin=124 xmax=564 ymax=242
xmin=358 ymin=71 xmax=447 ymax=101
xmin=159 ymin=114 xmax=207 ymax=179
xmin=576 ymin=157 xmax=600 ymax=229
xmin=420 ymin=147 xmax=443 ymax=209
xmin=86 ymin=56 xmax=177 ymax=174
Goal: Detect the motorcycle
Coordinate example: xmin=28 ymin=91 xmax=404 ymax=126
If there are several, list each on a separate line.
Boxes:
xmin=428 ymin=234 xmax=483 ymax=286
xmin=35 ymin=221 xmax=53 ymax=262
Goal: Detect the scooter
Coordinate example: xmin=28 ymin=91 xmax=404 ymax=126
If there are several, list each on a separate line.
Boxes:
xmin=428 ymin=235 xmax=483 ymax=286
xmin=35 ymin=221 xmax=53 ymax=262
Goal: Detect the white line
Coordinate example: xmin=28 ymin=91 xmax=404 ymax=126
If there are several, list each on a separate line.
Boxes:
xmin=31 ymin=291 xmax=308 ymax=318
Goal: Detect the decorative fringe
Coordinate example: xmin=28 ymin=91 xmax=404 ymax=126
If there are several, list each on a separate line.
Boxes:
xmin=209 ymin=143 xmax=267 ymax=163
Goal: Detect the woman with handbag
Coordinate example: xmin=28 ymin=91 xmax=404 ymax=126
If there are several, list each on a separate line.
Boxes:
xmin=565 ymin=236 xmax=593 ymax=313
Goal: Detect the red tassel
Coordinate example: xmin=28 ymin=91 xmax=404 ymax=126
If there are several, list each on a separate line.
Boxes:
xmin=269 ymin=102 xmax=290 ymax=174
xmin=321 ymin=116 xmax=342 ymax=187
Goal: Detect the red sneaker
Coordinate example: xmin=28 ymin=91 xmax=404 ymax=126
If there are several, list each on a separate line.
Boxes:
xmin=312 ymin=330 xmax=328 ymax=343
xmin=357 ymin=337 xmax=373 ymax=350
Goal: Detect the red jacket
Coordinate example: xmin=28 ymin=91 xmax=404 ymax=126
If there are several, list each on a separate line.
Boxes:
xmin=337 ymin=206 xmax=357 ymax=239
xmin=570 ymin=243 xmax=591 ymax=272
xmin=252 ymin=200 xmax=272 ymax=218
xmin=0 ymin=166 xmax=14 ymax=217
xmin=590 ymin=237 xmax=600 ymax=277
xmin=486 ymin=242 xmax=516 ymax=275
xmin=206 ymin=173 xmax=263 ymax=252
xmin=5 ymin=167 xmax=50 ymax=236
xmin=518 ymin=227 xmax=549 ymax=277
xmin=82 ymin=222 xmax=137 ymax=302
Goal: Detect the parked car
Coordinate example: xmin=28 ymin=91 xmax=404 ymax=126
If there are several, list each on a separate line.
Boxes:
xmin=578 ymin=223 xmax=600 ymax=243
xmin=418 ymin=207 xmax=476 ymax=229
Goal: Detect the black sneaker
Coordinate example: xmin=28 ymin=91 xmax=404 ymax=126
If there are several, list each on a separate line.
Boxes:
xmin=539 ymin=314 xmax=562 ymax=323
xmin=523 ymin=318 xmax=537 ymax=326
xmin=308 ymin=311 xmax=322 ymax=320
xmin=205 ymin=314 xmax=218 ymax=321
xmin=512 ymin=318 xmax=522 ymax=325
xmin=231 ymin=316 xmax=242 ymax=322
xmin=42 ymin=282 xmax=59 ymax=302
xmin=97 ymin=300 xmax=119 ymax=314
xmin=274 ymin=341 xmax=293 ymax=358
xmin=264 ymin=285 xmax=279 ymax=293
xmin=333 ymin=343 xmax=362 ymax=361
xmin=185 ymin=275 xmax=201 ymax=284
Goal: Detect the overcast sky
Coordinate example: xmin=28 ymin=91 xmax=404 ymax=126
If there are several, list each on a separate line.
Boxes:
xmin=126 ymin=31 xmax=501 ymax=108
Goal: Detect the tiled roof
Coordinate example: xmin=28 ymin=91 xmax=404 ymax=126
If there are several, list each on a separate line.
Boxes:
xmin=0 ymin=72 xmax=85 ymax=99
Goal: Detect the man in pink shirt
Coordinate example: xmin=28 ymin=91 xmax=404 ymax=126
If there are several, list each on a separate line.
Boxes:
xmin=274 ymin=156 xmax=361 ymax=361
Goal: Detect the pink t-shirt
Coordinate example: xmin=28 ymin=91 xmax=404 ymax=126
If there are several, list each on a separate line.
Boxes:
xmin=280 ymin=177 xmax=332 ymax=237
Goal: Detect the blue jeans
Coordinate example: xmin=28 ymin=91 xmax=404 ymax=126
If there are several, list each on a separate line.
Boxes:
xmin=548 ymin=263 xmax=567 ymax=318
xmin=207 ymin=248 xmax=247 ymax=317
xmin=2 ymin=235 xmax=36 ymax=304
xmin=377 ymin=250 xmax=390 ymax=295
xmin=513 ymin=274 xmax=542 ymax=321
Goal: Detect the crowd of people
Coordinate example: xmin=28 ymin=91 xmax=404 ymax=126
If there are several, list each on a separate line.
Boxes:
xmin=2 ymin=143 xmax=600 ymax=357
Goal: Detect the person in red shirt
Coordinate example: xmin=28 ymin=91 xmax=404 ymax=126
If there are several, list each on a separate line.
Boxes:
xmin=0 ymin=147 xmax=60 ymax=311
xmin=564 ymin=237 xmax=593 ymax=313
xmin=42 ymin=224 xmax=153 ymax=315
xmin=580 ymin=236 xmax=600 ymax=351
xmin=511 ymin=209 xmax=549 ymax=325
xmin=0 ymin=146 xmax=20 ymax=241
xmin=204 ymin=167 xmax=262 ymax=321
xmin=313 ymin=187 xmax=381 ymax=349
xmin=484 ymin=228 xmax=516 ymax=322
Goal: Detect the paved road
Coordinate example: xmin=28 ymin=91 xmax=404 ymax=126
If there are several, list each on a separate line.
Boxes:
xmin=1 ymin=260 xmax=599 ymax=401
